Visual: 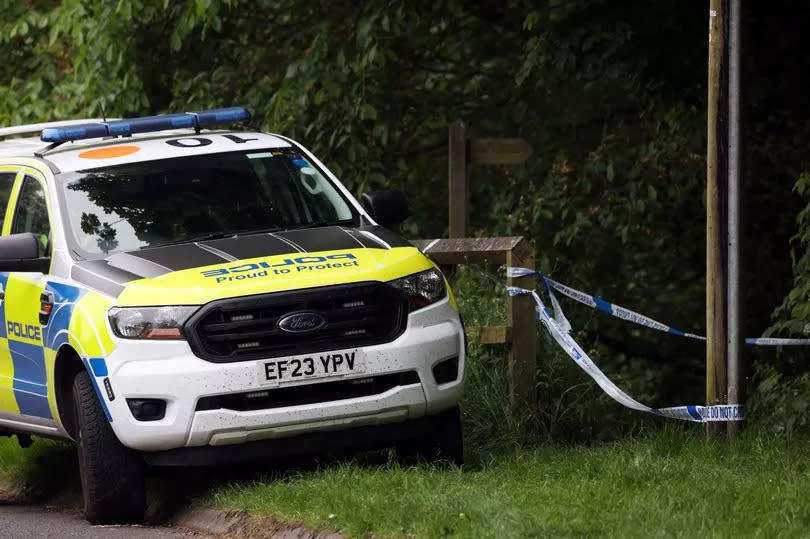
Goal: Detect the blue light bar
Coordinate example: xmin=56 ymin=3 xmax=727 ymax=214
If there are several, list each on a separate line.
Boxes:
xmin=40 ymin=107 xmax=251 ymax=143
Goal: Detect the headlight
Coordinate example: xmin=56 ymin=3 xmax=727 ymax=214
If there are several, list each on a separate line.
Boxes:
xmin=389 ymin=269 xmax=446 ymax=311
xmin=108 ymin=306 xmax=198 ymax=339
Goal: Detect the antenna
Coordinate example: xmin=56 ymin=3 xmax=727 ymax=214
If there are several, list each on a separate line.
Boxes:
xmin=99 ymin=102 xmax=108 ymax=124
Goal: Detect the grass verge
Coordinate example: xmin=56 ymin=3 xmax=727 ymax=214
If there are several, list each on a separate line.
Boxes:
xmin=0 ymin=436 xmax=75 ymax=498
xmin=205 ymin=428 xmax=810 ymax=538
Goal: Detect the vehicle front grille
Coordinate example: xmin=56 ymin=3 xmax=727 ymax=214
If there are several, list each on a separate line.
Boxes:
xmin=195 ymin=371 xmax=420 ymax=412
xmin=185 ymin=282 xmax=407 ymax=362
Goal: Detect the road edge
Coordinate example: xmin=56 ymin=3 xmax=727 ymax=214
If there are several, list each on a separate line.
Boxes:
xmin=0 ymin=477 xmax=26 ymax=503
xmin=170 ymin=506 xmax=343 ymax=538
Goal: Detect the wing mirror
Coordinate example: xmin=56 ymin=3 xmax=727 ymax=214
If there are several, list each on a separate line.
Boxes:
xmin=0 ymin=233 xmax=50 ymax=272
xmin=360 ymin=189 xmax=408 ymax=228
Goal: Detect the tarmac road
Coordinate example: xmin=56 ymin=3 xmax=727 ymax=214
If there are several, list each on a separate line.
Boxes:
xmin=0 ymin=504 xmax=201 ymax=538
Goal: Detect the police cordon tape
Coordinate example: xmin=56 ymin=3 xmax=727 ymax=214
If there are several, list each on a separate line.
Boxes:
xmin=498 ymin=267 xmax=745 ymax=423
xmin=502 ymin=267 xmax=744 ymax=422
xmin=506 ymin=267 xmax=810 ymax=346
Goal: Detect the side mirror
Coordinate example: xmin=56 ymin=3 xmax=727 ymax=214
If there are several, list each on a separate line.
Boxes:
xmin=0 ymin=233 xmax=50 ymax=272
xmin=361 ymin=189 xmax=408 ymax=228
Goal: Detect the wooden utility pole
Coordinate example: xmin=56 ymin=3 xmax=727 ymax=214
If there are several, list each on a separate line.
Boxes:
xmin=707 ymin=0 xmax=730 ymax=439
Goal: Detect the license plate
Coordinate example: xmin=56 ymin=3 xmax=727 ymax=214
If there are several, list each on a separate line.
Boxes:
xmin=258 ymin=349 xmax=364 ymax=385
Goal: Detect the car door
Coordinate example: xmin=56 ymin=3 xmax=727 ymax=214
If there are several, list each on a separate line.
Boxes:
xmin=0 ymin=170 xmax=20 ymax=416
xmin=2 ymin=174 xmax=53 ymax=419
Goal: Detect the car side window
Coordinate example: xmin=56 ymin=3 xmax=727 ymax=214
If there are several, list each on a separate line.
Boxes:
xmin=11 ymin=176 xmax=51 ymax=255
xmin=0 ymin=172 xmax=15 ymax=227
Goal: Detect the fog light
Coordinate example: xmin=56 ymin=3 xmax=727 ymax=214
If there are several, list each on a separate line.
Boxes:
xmin=127 ymin=398 xmax=166 ymax=421
xmin=432 ymin=357 xmax=459 ymax=385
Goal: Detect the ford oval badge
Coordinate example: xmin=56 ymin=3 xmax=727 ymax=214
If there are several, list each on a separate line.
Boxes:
xmin=278 ymin=311 xmax=326 ymax=334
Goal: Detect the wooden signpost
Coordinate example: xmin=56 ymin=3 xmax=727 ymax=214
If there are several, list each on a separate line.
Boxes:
xmin=448 ymin=120 xmax=533 ymax=238
xmin=470 ymin=137 xmax=534 ymax=165
xmin=429 ymin=123 xmax=537 ymax=413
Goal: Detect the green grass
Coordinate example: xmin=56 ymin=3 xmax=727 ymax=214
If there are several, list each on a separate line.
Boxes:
xmin=0 ymin=436 xmax=74 ymax=496
xmin=206 ymin=428 xmax=810 ymax=538
xmin=0 ymin=269 xmax=806 ymax=537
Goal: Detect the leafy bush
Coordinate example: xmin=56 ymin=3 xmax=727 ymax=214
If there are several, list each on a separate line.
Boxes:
xmin=751 ymin=172 xmax=810 ymax=437
xmin=749 ymin=364 xmax=810 ymax=438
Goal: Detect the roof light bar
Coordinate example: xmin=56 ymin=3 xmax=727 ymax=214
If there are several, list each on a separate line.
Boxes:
xmin=40 ymin=107 xmax=251 ymax=143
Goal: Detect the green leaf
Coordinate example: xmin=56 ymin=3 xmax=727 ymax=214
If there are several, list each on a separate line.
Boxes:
xmin=360 ymin=103 xmax=377 ymax=121
xmin=170 ymin=32 xmax=182 ymax=52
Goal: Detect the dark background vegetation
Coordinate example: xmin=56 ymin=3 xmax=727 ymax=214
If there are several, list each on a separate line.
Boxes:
xmin=3 ymin=0 xmax=810 ymax=443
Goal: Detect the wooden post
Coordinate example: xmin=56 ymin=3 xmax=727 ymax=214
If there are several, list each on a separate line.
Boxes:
xmin=411 ymin=237 xmax=537 ymax=412
xmin=448 ymin=120 xmax=468 ymax=238
xmin=448 ymin=122 xmax=534 ymax=239
xmin=707 ymin=0 xmax=729 ymax=439
xmin=506 ymin=240 xmax=537 ymax=411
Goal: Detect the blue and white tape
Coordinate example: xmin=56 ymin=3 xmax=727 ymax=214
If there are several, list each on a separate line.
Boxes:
xmin=507 ymin=267 xmax=810 ymax=346
xmin=505 ymin=284 xmax=743 ymax=422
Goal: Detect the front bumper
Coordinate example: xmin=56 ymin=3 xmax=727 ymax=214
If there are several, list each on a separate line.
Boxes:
xmin=102 ymin=297 xmax=464 ymax=452
xmin=143 ymin=409 xmax=451 ymax=466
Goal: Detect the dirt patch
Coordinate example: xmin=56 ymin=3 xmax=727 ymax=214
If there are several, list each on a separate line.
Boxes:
xmin=172 ymin=507 xmax=343 ymax=539
xmin=0 ymin=481 xmax=23 ymax=503
xmin=0 ymin=468 xmax=82 ymax=511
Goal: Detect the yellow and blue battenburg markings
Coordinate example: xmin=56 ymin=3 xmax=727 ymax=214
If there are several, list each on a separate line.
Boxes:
xmin=0 ymin=273 xmax=114 ymax=422
xmin=0 ymin=273 xmax=52 ymax=418
xmin=0 ymin=273 xmax=15 ymax=413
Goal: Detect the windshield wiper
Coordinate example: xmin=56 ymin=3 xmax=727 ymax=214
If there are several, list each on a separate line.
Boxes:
xmin=140 ymin=220 xmax=355 ymax=250
xmin=217 ymin=220 xmax=353 ymax=237
xmin=279 ymin=219 xmax=355 ymax=232
xmin=141 ymin=232 xmax=234 ymax=249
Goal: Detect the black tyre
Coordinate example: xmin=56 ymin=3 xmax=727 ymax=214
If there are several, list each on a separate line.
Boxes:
xmin=396 ymin=406 xmax=464 ymax=466
xmin=72 ymin=370 xmax=146 ymax=524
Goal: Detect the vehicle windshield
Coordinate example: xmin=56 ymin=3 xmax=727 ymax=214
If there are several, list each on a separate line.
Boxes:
xmin=58 ymin=149 xmax=358 ymax=259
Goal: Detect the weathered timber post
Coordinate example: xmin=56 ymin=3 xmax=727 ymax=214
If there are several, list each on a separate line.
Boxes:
xmin=707 ymin=0 xmax=730 ymax=439
xmin=448 ymin=120 xmax=469 ymax=238
xmin=411 ymin=237 xmax=537 ymax=413
xmin=447 ymin=121 xmax=533 ymax=239
xmin=441 ymin=123 xmax=537 ymax=414
xmin=506 ymin=240 xmax=537 ymax=410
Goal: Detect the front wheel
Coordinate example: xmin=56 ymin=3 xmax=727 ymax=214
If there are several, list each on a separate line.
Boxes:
xmin=396 ymin=406 xmax=464 ymax=466
xmin=72 ymin=370 xmax=146 ymax=524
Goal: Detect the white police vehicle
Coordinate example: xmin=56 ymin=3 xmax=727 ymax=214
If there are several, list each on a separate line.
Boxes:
xmin=0 ymin=108 xmax=465 ymax=523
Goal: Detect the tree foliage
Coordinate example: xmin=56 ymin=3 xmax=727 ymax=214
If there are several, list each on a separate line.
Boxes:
xmin=3 ymin=0 xmax=810 ymax=430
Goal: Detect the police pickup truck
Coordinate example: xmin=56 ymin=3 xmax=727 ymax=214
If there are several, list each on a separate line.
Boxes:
xmin=0 ymin=108 xmax=465 ymax=524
